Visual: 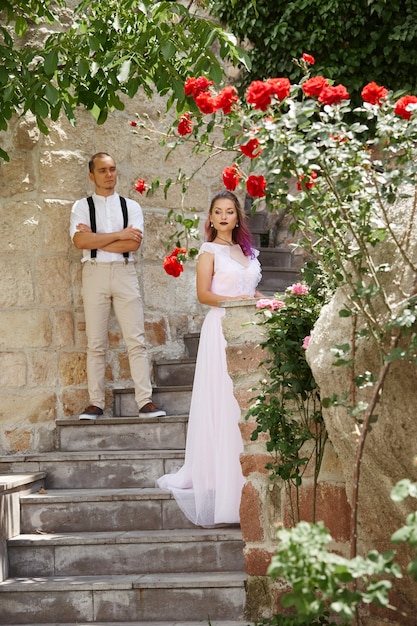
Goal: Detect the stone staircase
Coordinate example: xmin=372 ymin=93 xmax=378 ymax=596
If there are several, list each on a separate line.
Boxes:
xmin=0 ymin=241 xmax=300 ymax=625
xmin=0 ymin=334 xmax=250 ymax=626
xmin=247 ymin=211 xmax=301 ymax=295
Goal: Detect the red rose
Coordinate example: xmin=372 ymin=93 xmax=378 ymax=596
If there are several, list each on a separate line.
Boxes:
xmin=394 ymin=95 xmax=417 ymax=120
xmin=171 ymin=247 xmax=187 ymax=258
xmin=135 ymin=179 xmax=146 ymax=194
xmin=302 ymin=76 xmax=329 ymax=98
xmin=246 ymin=174 xmax=267 ymax=198
xmin=297 ymin=170 xmax=318 ymax=190
xmin=361 ymin=82 xmax=388 ymax=105
xmin=222 ymin=164 xmax=241 ymax=191
xmin=318 ymin=84 xmax=350 ymax=105
xmin=302 ymin=53 xmax=315 ymax=65
xmin=184 ymin=76 xmax=213 ymax=98
xmin=177 ymin=112 xmax=193 ymax=136
xmin=215 ymin=86 xmax=239 ymax=114
xmin=246 ymin=80 xmax=275 ymax=111
xmin=194 ymin=92 xmax=216 ymax=114
xmin=266 ymin=77 xmax=291 ymax=101
xmin=240 ymin=138 xmax=262 ymax=159
xmin=163 ymin=255 xmax=184 ymax=278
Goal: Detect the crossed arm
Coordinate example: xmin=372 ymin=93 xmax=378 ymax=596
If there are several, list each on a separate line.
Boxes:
xmin=73 ymin=223 xmax=142 ymax=253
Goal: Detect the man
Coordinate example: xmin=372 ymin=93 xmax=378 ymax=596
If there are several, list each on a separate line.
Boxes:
xmin=69 ymin=152 xmax=166 ymax=420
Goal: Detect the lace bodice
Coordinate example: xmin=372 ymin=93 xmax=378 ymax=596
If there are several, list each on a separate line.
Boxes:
xmin=198 ymin=242 xmax=262 ymax=299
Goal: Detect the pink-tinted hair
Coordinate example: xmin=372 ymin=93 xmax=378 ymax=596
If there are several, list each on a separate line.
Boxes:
xmin=205 ymin=190 xmax=255 ymax=257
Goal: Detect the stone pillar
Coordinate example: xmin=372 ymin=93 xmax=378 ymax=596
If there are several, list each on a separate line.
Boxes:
xmin=221 ymin=299 xmax=350 ymax=621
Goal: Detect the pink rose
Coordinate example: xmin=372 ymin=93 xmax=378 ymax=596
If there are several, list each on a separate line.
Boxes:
xmin=302 ymin=335 xmax=311 ymax=350
xmin=256 ymin=298 xmax=285 ymax=310
xmin=289 ymin=283 xmax=309 ymax=295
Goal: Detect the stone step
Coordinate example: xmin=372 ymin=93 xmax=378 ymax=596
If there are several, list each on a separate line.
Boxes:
xmin=259 ymin=266 xmax=300 ymax=292
xmin=8 ymin=528 xmax=244 ymax=577
xmin=0 ymin=450 xmax=184 ymax=489
xmin=19 ymin=487 xmax=195 ymax=533
xmin=56 ymin=416 xmax=188 ymax=452
xmin=258 ymin=246 xmax=294 ymax=268
xmin=183 ymin=332 xmax=200 ymax=359
xmin=0 ymin=572 xmax=246 ymax=623
xmin=1 ymin=622 xmax=251 ymax=626
xmin=153 ymin=357 xmax=196 ymax=387
xmin=114 ymin=385 xmax=192 ymax=417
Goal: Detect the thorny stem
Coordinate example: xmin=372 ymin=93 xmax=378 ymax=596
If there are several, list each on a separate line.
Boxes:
xmin=372 ymin=169 xmax=417 ymax=273
xmin=350 ymin=333 xmax=400 ymax=554
xmin=401 ymin=183 xmax=417 ymax=252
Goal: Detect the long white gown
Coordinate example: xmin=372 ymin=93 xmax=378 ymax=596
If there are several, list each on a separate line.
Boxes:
xmin=157 ymin=242 xmax=262 ymax=527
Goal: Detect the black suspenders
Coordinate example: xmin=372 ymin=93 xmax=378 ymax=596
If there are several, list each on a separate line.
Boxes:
xmin=86 ymin=196 xmax=129 ymax=262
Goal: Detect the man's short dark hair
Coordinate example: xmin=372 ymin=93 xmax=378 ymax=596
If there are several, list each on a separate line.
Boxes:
xmin=89 ymin=152 xmax=114 ymax=173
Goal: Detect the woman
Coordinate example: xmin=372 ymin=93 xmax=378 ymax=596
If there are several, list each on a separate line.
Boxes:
xmin=157 ymin=190 xmax=262 ymax=526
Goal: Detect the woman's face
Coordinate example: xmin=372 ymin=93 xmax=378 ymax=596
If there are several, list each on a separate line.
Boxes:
xmin=210 ymin=197 xmax=238 ymax=233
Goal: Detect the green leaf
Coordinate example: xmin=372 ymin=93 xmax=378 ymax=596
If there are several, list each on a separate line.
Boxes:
xmin=44 ymin=83 xmax=60 ymax=106
xmin=117 ymin=59 xmax=131 ymax=83
xmin=34 ymin=98 xmax=49 ymax=118
xmin=14 ymin=15 xmax=28 ymax=37
xmin=44 ymin=49 xmax=58 ymax=76
xmin=161 ymin=41 xmax=176 ymax=61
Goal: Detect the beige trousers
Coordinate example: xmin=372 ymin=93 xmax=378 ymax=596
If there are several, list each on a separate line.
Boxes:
xmin=81 ymin=261 xmax=152 ymax=411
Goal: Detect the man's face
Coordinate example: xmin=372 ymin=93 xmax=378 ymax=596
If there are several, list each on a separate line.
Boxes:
xmin=89 ymin=155 xmax=117 ymax=193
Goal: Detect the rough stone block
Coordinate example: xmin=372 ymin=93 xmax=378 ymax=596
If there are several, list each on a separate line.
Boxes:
xmin=0 ymin=352 xmax=27 ymax=387
xmin=0 ymin=258 xmax=34 ymax=307
xmin=52 ymin=310 xmax=75 ymax=349
xmin=283 ymin=481 xmax=351 ymax=543
xmin=244 ymin=547 xmax=275 ymax=576
xmin=144 ymin=317 xmax=167 ymax=346
xmin=240 ymin=452 xmax=272 ymax=477
xmin=240 ymin=482 xmax=264 ymax=543
xmin=36 ymin=257 xmax=72 ymax=307
xmin=59 ymin=352 xmax=87 ymax=386
xmin=0 ymin=310 xmax=52 ymax=350
xmin=1 ymin=201 xmax=42 ymax=254
xmin=28 ymin=351 xmax=58 ymax=387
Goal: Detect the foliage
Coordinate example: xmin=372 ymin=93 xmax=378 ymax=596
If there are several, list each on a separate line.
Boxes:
xmin=247 ymin=273 xmax=328 ymax=522
xmin=0 ymin=0 xmax=250 ymax=161
xmin=267 ymin=520 xmax=402 ymax=624
xmin=140 ymin=60 xmax=417 ymax=621
xmin=391 ymin=477 xmax=417 ymax=580
xmin=256 ymin=479 xmax=417 ymax=625
xmin=206 ymin=0 xmax=417 ymax=102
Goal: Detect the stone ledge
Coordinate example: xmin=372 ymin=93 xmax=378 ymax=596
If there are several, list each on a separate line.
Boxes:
xmin=0 ymin=472 xmax=46 ymax=493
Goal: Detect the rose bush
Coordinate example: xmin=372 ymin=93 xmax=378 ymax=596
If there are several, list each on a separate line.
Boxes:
xmin=134 ymin=57 xmax=417 ymax=623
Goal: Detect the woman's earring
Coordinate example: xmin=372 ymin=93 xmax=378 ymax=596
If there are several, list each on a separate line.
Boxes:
xmin=236 ymin=223 xmax=239 ymax=228
xmin=210 ymin=222 xmax=214 ymax=227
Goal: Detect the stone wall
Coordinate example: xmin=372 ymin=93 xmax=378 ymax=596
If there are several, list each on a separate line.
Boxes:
xmin=222 ymin=301 xmax=351 ymax=621
xmin=0 ymin=91 xmax=235 ymax=454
